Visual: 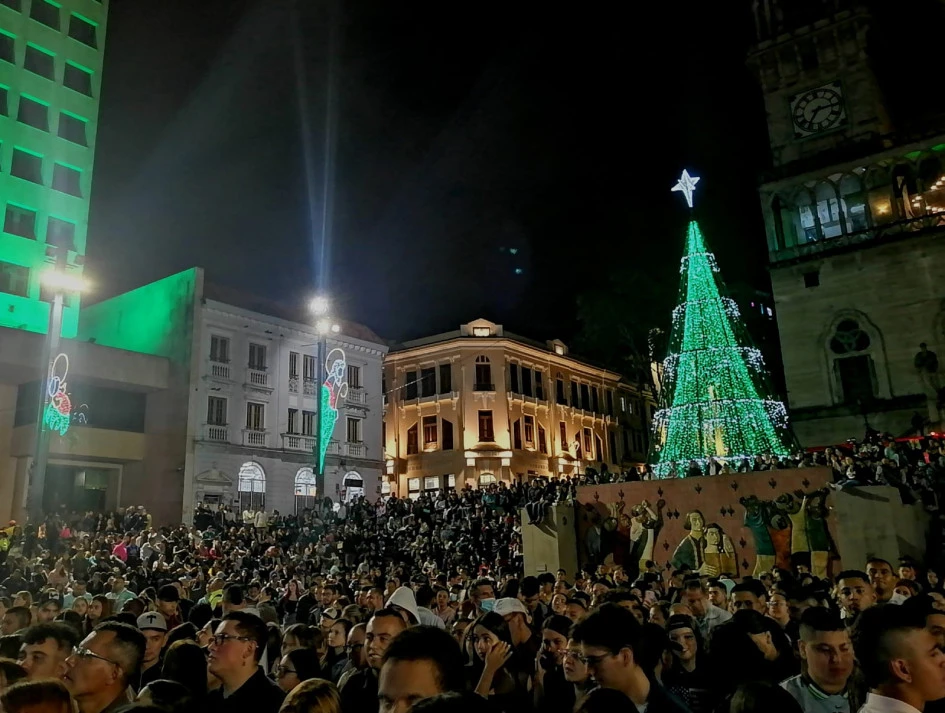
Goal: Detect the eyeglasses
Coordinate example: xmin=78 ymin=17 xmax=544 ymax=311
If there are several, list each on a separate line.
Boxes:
xmin=275 ymin=665 xmax=297 ymax=677
xmin=210 ymin=634 xmax=254 ymax=647
xmin=72 ymin=646 xmax=122 ymax=670
xmin=571 ymin=652 xmax=614 ymax=667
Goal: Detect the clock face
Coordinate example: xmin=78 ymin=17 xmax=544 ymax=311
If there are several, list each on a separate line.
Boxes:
xmin=790 ymin=82 xmax=846 ymax=137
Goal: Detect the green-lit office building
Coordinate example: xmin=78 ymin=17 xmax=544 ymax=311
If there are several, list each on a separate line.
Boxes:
xmin=0 ymin=0 xmax=107 ymax=338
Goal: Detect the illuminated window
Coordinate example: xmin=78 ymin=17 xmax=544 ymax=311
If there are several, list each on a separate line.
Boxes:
xmin=422 ymin=415 xmax=437 ymax=445
xmin=11 ymin=149 xmax=43 ymax=185
xmin=58 ymin=112 xmax=88 ymax=146
xmin=24 ymin=45 xmax=53 ymax=79
xmin=4 ymin=205 xmax=35 ymax=239
xmin=30 ymin=0 xmax=58 ymax=29
xmin=64 ymin=62 xmax=93 ymax=96
xmin=68 ymin=14 xmax=97 ymax=47
xmin=473 ymin=326 xmax=490 ymax=337
xmin=53 ymin=163 xmax=82 ymax=196
xmin=17 ymin=96 xmax=48 ymax=132
xmin=478 ymin=410 xmax=494 ymax=442
xmin=446 ymin=474 xmax=456 ymax=490
xmin=554 ymin=344 xmax=565 ymax=356
xmin=479 ymin=473 xmax=496 ymax=486
xmin=0 ymin=261 xmax=29 ymax=297
xmin=407 ymin=423 xmax=418 ymax=454
xmin=408 ymin=477 xmax=421 ymax=499
xmin=423 ymin=476 xmax=439 ymax=491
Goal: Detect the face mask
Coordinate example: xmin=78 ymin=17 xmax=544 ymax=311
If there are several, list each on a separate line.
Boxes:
xmin=480 ymin=598 xmax=496 ymax=612
xmin=890 ymin=591 xmax=908 ymax=605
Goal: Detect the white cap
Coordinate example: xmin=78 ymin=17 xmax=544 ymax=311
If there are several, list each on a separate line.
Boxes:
xmin=494 ymin=597 xmax=530 ymax=619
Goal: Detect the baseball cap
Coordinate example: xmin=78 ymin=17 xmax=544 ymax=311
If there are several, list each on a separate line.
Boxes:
xmin=494 ymin=598 xmax=530 ymax=618
xmin=136 ymin=612 xmax=167 ymax=632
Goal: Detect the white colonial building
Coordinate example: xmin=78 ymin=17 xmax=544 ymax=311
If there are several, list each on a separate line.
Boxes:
xmin=183 ymin=284 xmax=388 ymax=517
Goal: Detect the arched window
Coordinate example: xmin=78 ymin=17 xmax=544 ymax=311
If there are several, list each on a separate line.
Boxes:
xmin=839 ymin=173 xmax=869 ymax=234
xmin=815 ymin=181 xmax=843 ymax=239
xmin=238 ymin=462 xmax=265 ymax=512
xmin=790 ymin=188 xmax=819 ymax=244
xmin=828 ymin=319 xmax=877 ymax=405
xmin=865 ymin=167 xmax=894 ymax=225
xmin=295 ymin=467 xmax=317 ymax=514
xmin=474 ymin=356 xmax=493 ymax=391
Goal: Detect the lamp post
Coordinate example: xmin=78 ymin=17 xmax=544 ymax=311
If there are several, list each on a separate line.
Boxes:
xmin=28 ymin=268 xmax=89 ymax=521
xmin=309 ymin=296 xmax=339 ymax=500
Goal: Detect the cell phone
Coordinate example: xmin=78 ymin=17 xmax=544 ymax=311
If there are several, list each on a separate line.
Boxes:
xmin=645 ymin=590 xmax=658 ymax=604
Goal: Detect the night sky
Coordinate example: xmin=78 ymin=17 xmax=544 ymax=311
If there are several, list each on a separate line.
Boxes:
xmin=87 ymin=0 xmax=770 ymax=347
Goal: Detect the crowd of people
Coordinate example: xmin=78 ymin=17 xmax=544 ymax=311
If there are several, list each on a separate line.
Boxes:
xmin=0 ymin=449 xmax=939 ymax=713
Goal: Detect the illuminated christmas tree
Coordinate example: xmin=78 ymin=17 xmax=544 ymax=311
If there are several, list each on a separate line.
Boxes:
xmin=650 ymin=170 xmax=793 ymax=477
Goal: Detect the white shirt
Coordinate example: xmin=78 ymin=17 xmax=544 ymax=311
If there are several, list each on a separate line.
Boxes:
xmin=858 ymin=693 xmax=922 ymax=713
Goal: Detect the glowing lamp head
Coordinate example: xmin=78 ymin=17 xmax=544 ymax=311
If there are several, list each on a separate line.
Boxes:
xmin=41 ymin=270 xmax=89 ymax=293
xmin=310 ymin=295 xmax=330 ymax=316
xmin=331 ymin=324 xmax=341 ymax=334
xmin=316 ymin=319 xmax=333 ymax=335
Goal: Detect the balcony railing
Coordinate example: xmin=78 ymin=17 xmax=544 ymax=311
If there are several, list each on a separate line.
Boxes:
xmin=205 ymin=425 xmax=228 ymax=442
xmin=303 ymin=378 xmax=317 ymax=396
xmin=347 ymin=387 xmax=367 ymax=405
xmin=771 ymin=212 xmax=945 ymax=264
xmin=246 ymin=369 xmax=271 ymax=389
xmin=242 ymin=429 xmax=268 ymax=447
xmin=209 ymin=362 xmax=231 ymax=380
xmin=288 ymin=375 xmax=299 ymax=393
xmin=283 ymin=433 xmax=316 ymax=452
xmin=347 ymin=442 xmax=365 ymax=457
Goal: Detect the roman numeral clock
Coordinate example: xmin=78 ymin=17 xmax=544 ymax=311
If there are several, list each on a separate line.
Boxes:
xmin=790 ymin=81 xmax=847 ymax=138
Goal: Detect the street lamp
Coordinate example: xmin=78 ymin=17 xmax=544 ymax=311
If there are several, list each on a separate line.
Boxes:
xmin=309 ymin=296 xmax=339 ymax=500
xmin=28 ymin=268 xmax=90 ymax=520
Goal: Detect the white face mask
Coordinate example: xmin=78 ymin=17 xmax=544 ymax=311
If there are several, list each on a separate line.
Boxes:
xmin=889 ymin=591 xmax=908 ymax=605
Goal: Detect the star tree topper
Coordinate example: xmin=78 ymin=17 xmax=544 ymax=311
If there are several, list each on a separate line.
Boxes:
xmin=672 ymin=169 xmax=700 ymax=208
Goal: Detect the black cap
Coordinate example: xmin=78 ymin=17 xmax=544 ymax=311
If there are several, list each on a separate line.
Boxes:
xmin=157 ymin=584 xmax=180 ymax=602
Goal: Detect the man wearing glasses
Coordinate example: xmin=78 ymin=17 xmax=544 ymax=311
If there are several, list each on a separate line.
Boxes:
xmin=207 ymin=611 xmax=284 ymax=711
xmin=571 ymin=604 xmax=691 ymax=713
xmin=63 ymin=621 xmax=145 ymax=713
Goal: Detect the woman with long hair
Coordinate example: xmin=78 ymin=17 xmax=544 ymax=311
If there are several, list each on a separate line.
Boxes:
xmin=282 ymin=580 xmax=303 ymax=625
xmin=85 ymin=595 xmax=111 ymax=635
xmin=662 ymin=615 xmax=717 ymax=713
xmin=275 ymin=648 xmax=322 ymax=694
xmin=466 ymin=612 xmax=524 ymax=711
xmin=71 ymin=597 xmax=88 ymax=618
xmin=324 ymin=619 xmax=352 ymax=683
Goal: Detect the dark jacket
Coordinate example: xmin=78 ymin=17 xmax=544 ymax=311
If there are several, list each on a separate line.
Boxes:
xmin=340 ymin=668 xmax=378 ymax=713
xmin=207 ymin=666 xmax=285 ymax=713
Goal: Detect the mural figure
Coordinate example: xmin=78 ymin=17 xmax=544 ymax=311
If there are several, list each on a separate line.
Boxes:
xmin=805 ymin=488 xmax=832 ymax=579
xmin=671 ymin=510 xmax=713 ymax=575
xmin=740 ymin=495 xmax=777 ymax=575
xmin=704 ymin=522 xmax=737 ymax=578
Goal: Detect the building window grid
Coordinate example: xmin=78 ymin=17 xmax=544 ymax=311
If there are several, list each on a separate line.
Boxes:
xmin=0 ymin=0 xmax=21 ymax=11
xmin=52 ymin=163 xmax=82 ymax=196
xmin=303 ymin=354 xmax=315 ymax=381
xmin=248 ymin=343 xmax=267 ymax=370
xmin=11 ymin=148 xmax=43 ymax=185
xmin=407 ymin=424 xmax=418 ymax=455
xmin=523 ymin=415 xmax=535 ymax=446
xmin=287 ymin=408 xmax=299 ymax=435
xmin=63 ymin=62 xmax=93 ymax=96
xmin=67 ymin=13 xmax=97 ymax=48
xmin=17 ymin=95 xmax=49 ymax=132
xmin=478 ymin=410 xmax=494 ymax=442
xmin=0 ymin=31 xmax=13 ymax=64
xmin=30 ymin=0 xmax=60 ymax=30
xmin=347 ymin=364 xmax=361 ymax=389
xmin=46 ymin=216 xmax=75 ymax=250
xmin=302 ymin=410 xmax=314 ymax=436
xmin=24 ymin=44 xmax=54 ymax=80
xmin=288 ymin=352 xmax=299 ymax=378
xmin=58 ymin=112 xmax=88 ymax=146
xmin=439 ymin=363 xmax=451 ymax=394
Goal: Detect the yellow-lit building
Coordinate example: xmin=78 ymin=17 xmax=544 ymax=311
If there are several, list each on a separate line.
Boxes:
xmin=383 ymin=319 xmax=655 ymax=497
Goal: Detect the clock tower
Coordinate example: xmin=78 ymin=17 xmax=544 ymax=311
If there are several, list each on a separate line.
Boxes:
xmin=748 ymin=0 xmax=945 ymax=445
xmin=749 ymin=0 xmax=892 ymax=167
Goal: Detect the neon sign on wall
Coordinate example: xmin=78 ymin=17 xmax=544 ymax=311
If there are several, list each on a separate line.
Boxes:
xmin=43 ymin=353 xmax=72 ymax=436
xmin=317 ymin=348 xmax=348 ymax=474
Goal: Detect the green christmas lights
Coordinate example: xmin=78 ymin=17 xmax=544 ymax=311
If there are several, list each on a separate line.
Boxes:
xmin=650 ymin=172 xmax=793 ymax=477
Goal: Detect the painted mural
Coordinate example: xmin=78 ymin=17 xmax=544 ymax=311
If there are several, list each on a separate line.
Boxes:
xmin=575 ymin=468 xmax=840 ymax=580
